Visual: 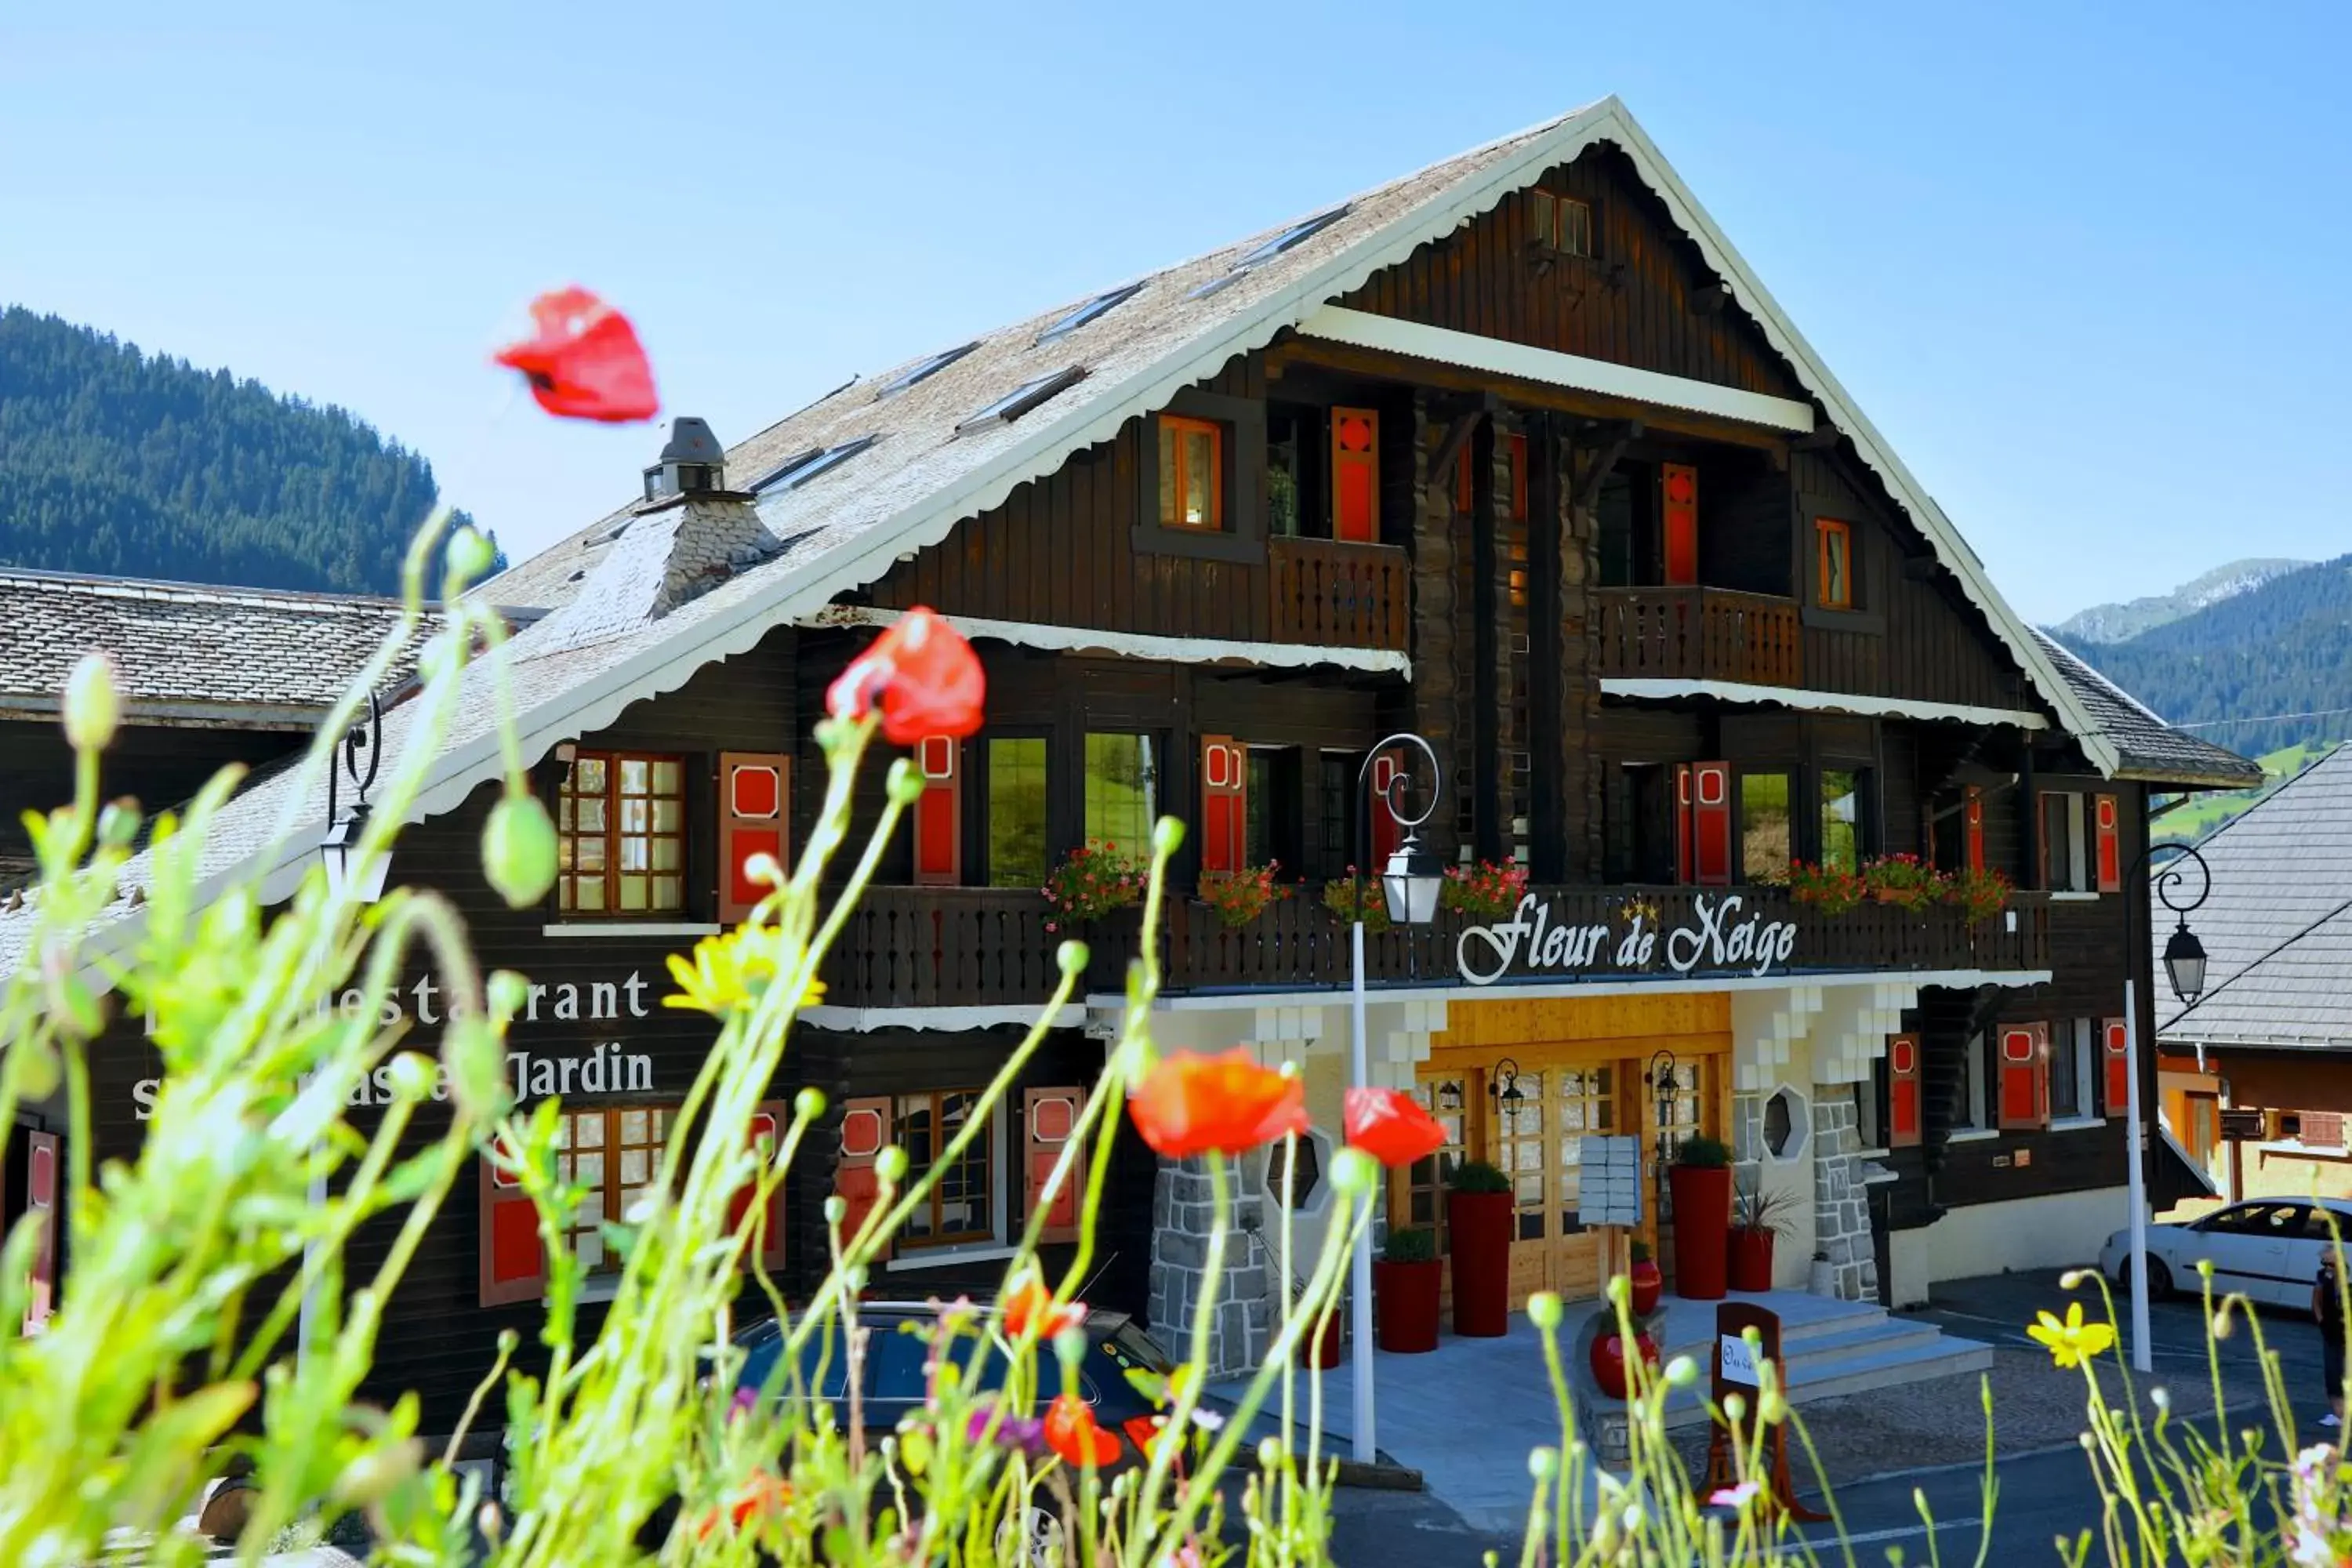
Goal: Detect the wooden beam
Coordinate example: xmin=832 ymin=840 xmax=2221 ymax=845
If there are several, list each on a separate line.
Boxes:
xmin=1791 ymin=426 xmax=1842 ymax=452
xmin=1264 ymin=337 xmax=1795 ymax=458
xmin=1425 ymin=406 xmax=1486 ymax=497
xmin=1571 ymin=419 xmax=1642 ymax=513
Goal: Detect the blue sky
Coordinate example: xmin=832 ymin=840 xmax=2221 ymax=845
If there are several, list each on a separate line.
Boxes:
xmin=2 ymin=2 xmax=2343 ymax=622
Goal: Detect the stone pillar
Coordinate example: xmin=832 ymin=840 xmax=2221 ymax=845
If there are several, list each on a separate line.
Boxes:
xmin=1730 ymin=1090 xmax=1766 ymax=1197
xmin=1148 ymin=1154 xmax=1274 ymax=1377
xmin=1810 ymin=1087 xmax=1880 ymax=1301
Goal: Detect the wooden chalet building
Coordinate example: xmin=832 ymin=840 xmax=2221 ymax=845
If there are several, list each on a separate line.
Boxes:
xmin=3 ymin=98 xmax=2261 ymax=1417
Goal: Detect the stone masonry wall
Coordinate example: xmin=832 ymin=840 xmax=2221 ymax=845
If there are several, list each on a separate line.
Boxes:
xmin=1148 ymin=1155 xmax=1273 ymax=1377
xmin=1812 ymin=1089 xmax=1879 ymax=1301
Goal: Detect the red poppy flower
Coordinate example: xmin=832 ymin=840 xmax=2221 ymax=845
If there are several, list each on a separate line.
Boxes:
xmin=493 ymin=286 xmax=659 ymax=423
xmin=1128 ymin=1049 xmax=1309 ymax=1159
xmin=1004 ymin=1273 xmax=1087 ymax=1340
xmin=1343 ymin=1087 xmax=1447 ymax=1169
xmin=691 ymin=1470 xmax=793 ymax=1539
xmin=1044 ymin=1392 xmax=1122 ymax=1468
xmin=825 ymin=607 xmax=986 ymax=746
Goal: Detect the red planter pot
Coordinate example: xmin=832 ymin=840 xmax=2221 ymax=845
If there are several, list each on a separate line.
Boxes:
xmin=1448 ymin=1189 xmax=1515 ymax=1338
xmin=1668 ymin=1165 xmax=1732 ymax=1301
xmin=1372 ymin=1258 xmax=1441 ymax=1353
xmin=1728 ymin=1229 xmax=1776 ymax=1293
xmin=1590 ymin=1330 xmax=1661 ymax=1401
xmin=1629 ymin=1259 xmax=1663 ymax=1318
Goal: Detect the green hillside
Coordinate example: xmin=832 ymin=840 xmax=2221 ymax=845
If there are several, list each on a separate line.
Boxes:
xmin=0 ymin=306 xmax=486 ymax=593
xmin=2157 ymin=739 xmax=2337 ymax=844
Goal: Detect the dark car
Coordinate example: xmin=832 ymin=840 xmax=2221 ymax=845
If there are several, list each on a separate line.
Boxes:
xmin=727 ymin=1301 xmax=1283 ymax=1559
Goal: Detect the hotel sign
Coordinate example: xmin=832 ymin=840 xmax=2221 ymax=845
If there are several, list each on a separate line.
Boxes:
xmin=1456 ymin=893 xmax=1798 ymax=986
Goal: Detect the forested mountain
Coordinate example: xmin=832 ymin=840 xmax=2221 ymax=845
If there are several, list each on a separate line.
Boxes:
xmin=2059 ymin=555 xmax=2352 ymax=757
xmin=2052 ymin=557 xmax=2308 ymax=644
xmin=0 ymin=307 xmax=485 ymax=593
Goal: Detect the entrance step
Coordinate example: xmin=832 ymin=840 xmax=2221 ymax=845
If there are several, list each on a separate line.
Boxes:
xmin=1648 ymin=1293 xmax=1993 ymax=1426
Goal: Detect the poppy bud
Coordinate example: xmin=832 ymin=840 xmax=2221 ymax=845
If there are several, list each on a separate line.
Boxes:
xmin=446 ymin=527 xmax=496 ymax=586
xmin=1153 ymin=817 xmax=1185 ymax=858
xmin=386 ymin=1052 xmax=436 ymax=1102
xmin=1526 ymin=1291 xmax=1563 ymax=1331
xmin=331 ymin=1437 xmax=423 ymax=1508
xmin=1330 ymin=1147 xmax=1378 ymax=1197
xmin=1057 ymin=939 xmax=1090 ymax=976
xmin=796 ymin=1087 xmax=827 ymax=1121
xmin=824 ymin=1196 xmax=847 ymax=1227
xmin=1527 ymin=1446 xmax=1559 ymax=1481
xmin=887 ymin=757 xmax=924 ymax=805
xmin=741 ymin=853 xmax=783 ymax=892
xmin=482 ymin=791 xmax=557 ymax=909
xmin=13 ymin=1037 xmax=60 ymax=1101
xmin=96 ymin=800 xmax=140 ymax=850
xmin=63 ymin=652 xmax=120 ymax=753
xmin=487 ymin=970 xmax=528 ymax=1022
xmin=444 ymin=1019 xmax=511 ymax=1121
xmin=877 ymin=1146 xmax=909 ymax=1185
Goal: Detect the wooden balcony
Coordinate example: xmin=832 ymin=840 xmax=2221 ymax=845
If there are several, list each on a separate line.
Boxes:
xmin=1267 ymin=536 xmax=1410 ymax=652
xmin=815 ymin=884 xmax=2050 ymax=1009
xmin=1595 ymin=586 xmax=1802 ymax=688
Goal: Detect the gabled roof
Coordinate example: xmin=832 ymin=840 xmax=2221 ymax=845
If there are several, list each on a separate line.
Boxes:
xmin=2030 ymin=630 xmax=2263 ymax=790
xmin=0 ymin=566 xmax=426 ymax=729
xmin=0 ymin=96 xmax=2170 ymax=971
xmin=2158 ymin=742 xmax=2352 ymax=1047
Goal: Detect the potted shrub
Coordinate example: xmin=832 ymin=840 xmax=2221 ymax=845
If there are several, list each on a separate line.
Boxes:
xmin=1729 ymin=1178 xmax=1797 ymax=1293
xmin=1861 ymin=853 xmax=1945 ymax=912
xmin=1372 ymin=1227 xmax=1441 ymax=1354
xmin=1199 ymin=862 xmax=1285 ymax=929
xmin=1319 ymin=874 xmax=1391 ymax=932
xmin=1667 ymin=1134 xmax=1733 ymax=1301
xmin=1042 ymin=840 xmax=1145 ymax=933
xmin=1944 ymin=865 xmax=2013 ymax=923
xmin=1628 ymin=1236 xmax=1662 ymax=1317
xmin=1787 ymin=860 xmax=1866 ymax=916
xmin=1439 ymin=858 xmax=1528 ymax=922
xmin=1446 ymin=1160 xmax=1514 ymax=1338
xmin=1590 ymin=1319 xmax=1661 ymax=1402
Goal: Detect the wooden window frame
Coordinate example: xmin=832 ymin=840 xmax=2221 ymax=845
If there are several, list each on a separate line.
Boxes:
xmin=894 ymin=1089 xmax=999 ymax=1250
xmin=1157 ymin=414 xmax=1225 ymax=533
xmin=1526 ymin=189 xmax=1595 ymax=260
xmin=1133 ymin=390 xmax=1266 ymax=564
xmin=557 ymin=750 xmax=688 ymax=917
xmin=553 ymin=1102 xmax=674 ymax=1275
xmin=1815 ymin=518 xmax=1854 ymax=611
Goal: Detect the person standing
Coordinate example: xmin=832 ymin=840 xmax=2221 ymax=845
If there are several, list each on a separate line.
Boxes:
xmin=2317 ymin=1250 xmax=2346 ymax=1429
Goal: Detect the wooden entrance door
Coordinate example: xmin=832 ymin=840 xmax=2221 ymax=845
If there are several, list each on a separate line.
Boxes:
xmin=1494 ymin=1062 xmax=1623 ymax=1308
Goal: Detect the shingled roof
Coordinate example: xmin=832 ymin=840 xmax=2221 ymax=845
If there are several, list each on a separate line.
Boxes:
xmin=2157 ymin=742 xmax=2352 ymax=1046
xmin=2031 ymin=630 xmax=2263 ymax=790
xmin=0 ymin=96 xmax=2194 ymax=974
xmin=0 ymin=567 xmax=426 ymax=729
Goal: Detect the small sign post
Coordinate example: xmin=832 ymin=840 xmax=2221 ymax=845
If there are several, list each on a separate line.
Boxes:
xmin=1702 ymin=1303 xmax=1825 ymax=1522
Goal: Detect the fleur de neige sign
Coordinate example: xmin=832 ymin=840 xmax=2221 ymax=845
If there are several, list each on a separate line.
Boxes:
xmin=1455 ymin=892 xmax=1799 ymax=985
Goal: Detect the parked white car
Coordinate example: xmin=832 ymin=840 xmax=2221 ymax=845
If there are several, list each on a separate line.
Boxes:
xmin=2101 ymin=1198 xmax=2352 ymax=1308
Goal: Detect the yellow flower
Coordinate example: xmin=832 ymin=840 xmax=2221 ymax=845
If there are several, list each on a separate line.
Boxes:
xmin=2027 ymin=1301 xmax=2118 ymax=1369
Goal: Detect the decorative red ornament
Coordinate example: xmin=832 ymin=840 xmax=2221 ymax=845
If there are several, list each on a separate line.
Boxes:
xmin=1004 ymin=1272 xmax=1087 ymax=1340
xmin=1044 ymin=1392 xmax=1122 ymax=1468
xmin=1590 ymin=1330 xmax=1660 ymax=1401
xmin=1343 ymin=1087 xmax=1447 ymax=1169
xmin=1128 ymin=1049 xmax=1310 ymax=1159
xmin=493 ymin=287 xmax=659 ymax=423
xmin=825 ymin=607 xmax=987 ymax=746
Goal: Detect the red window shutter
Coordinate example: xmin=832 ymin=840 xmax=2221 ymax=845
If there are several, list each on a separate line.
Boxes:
xmin=834 ymin=1096 xmax=893 ymax=1258
xmin=1369 ymin=751 xmax=1403 ymax=869
xmin=1025 ymin=1085 xmax=1088 ymax=1245
xmin=1508 ymin=433 xmax=1529 ymax=522
xmin=1998 ymin=1025 xmax=2049 ymax=1131
xmin=1331 ymin=407 xmax=1380 ymax=543
xmin=728 ymin=1102 xmax=791 ymax=1273
xmin=1691 ymin=761 xmax=1732 ymax=887
xmin=2103 ymin=1018 xmax=2130 ymax=1117
xmin=1674 ymin=764 xmax=1694 ymax=884
xmin=912 ymin=736 xmax=962 ymax=886
xmin=717 ymin=751 xmax=789 ymax=924
xmin=478 ymin=1145 xmax=547 ymax=1308
xmin=1964 ymin=786 xmax=1985 ymax=875
xmin=1200 ymin=735 xmax=1247 ymax=875
xmin=21 ymin=1131 xmax=57 ymax=1331
xmin=2094 ymin=795 xmax=2122 ymax=892
xmin=1661 ymin=463 xmax=1699 ymax=586
xmin=1888 ymin=1035 xmax=1922 ymax=1149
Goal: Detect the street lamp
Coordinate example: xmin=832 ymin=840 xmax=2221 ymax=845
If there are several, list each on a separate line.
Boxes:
xmin=1347 ymin=733 xmax=1444 ymax=1465
xmin=319 ymin=690 xmax=390 ymax=904
xmin=2120 ymin=841 xmax=2212 ymax=1374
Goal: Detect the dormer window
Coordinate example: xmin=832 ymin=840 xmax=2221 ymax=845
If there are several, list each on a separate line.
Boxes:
xmin=1157 ymin=415 xmax=1223 ymax=531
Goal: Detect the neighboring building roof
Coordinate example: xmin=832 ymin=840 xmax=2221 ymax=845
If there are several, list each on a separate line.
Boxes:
xmin=2158 ymin=742 xmax=2352 ymax=1048
xmin=2030 ymin=630 xmax=2263 ymax=790
xmin=0 ymin=96 xmax=2163 ymax=971
xmin=0 ymin=566 xmax=426 ymax=730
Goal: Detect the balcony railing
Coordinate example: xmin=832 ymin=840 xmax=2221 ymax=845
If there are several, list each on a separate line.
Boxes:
xmin=1268 ymin=536 xmax=1409 ymax=652
xmin=816 ymin=884 xmax=2051 ymax=1009
xmin=1595 ymin=586 xmax=1802 ymax=688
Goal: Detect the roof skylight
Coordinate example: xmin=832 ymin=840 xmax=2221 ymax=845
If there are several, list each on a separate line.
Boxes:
xmin=1036 ymin=283 xmax=1144 ymax=345
xmin=1187 ymin=204 xmax=1352 ymax=299
xmin=749 ymin=436 xmax=880 ymax=494
xmin=954 ymin=367 xmax=1088 ymax=437
xmin=873 ymin=343 xmax=978 ymax=399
